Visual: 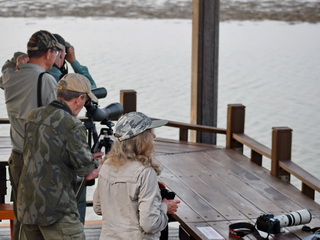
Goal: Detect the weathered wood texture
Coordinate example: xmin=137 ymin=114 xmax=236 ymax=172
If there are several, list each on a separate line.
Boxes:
xmin=155 ymin=138 xmax=320 ymax=240
xmin=191 ymin=0 xmax=220 ymax=144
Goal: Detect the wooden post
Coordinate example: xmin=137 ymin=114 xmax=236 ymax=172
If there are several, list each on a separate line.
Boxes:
xmin=302 ymin=184 xmax=315 ymax=200
xmin=179 ymin=128 xmax=189 ymax=142
xmin=271 ymin=127 xmax=292 ymax=182
xmin=120 ymin=90 xmax=137 ymax=113
xmin=226 ymin=104 xmax=245 ymax=153
xmin=190 ymin=0 xmax=220 ymax=144
xmin=251 ymin=150 xmax=263 ymax=166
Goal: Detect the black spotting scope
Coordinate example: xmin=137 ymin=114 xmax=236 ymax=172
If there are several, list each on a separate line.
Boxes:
xmin=85 ymin=87 xmax=123 ymax=121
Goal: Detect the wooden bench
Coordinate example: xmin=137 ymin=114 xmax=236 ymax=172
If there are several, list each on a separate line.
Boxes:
xmin=0 ymin=204 xmax=14 ymax=240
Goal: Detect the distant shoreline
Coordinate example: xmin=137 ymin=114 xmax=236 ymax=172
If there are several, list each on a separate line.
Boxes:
xmin=0 ymin=0 xmax=319 ymax=23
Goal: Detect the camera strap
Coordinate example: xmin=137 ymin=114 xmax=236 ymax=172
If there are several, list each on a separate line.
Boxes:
xmin=37 ymin=72 xmax=46 ymax=107
xmin=302 ymin=225 xmax=320 ymax=233
xmin=50 ymin=100 xmax=72 ymax=115
xmin=229 ymin=222 xmax=270 ymax=240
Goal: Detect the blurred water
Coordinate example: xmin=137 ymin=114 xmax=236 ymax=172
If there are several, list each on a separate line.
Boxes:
xmin=0 ymin=17 xmax=319 ymax=218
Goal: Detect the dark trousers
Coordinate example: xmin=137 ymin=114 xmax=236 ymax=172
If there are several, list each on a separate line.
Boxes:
xmin=8 ymin=150 xmax=23 ymax=240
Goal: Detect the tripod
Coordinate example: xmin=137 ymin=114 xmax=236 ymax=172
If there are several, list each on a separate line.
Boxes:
xmin=75 ymin=117 xmax=115 ymax=200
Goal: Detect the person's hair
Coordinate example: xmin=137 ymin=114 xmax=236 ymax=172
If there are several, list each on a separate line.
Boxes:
xmin=27 ymin=49 xmax=48 ymax=58
xmin=57 ymin=89 xmax=85 ymax=101
xmin=105 ymin=129 xmax=161 ymax=175
xmin=53 ymin=34 xmax=66 ymax=47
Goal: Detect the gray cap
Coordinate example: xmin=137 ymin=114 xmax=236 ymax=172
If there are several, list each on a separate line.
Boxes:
xmin=114 ymin=112 xmax=168 ymax=142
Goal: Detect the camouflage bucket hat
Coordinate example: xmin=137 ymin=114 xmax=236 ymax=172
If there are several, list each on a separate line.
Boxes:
xmin=114 ymin=112 xmax=168 ymax=142
xmin=27 ymin=30 xmax=64 ymax=51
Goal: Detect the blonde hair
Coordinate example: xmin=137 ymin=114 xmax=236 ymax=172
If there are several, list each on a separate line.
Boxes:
xmin=104 ymin=129 xmax=161 ymax=175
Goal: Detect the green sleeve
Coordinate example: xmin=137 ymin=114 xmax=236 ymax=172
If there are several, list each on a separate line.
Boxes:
xmin=70 ymin=60 xmax=97 ymax=89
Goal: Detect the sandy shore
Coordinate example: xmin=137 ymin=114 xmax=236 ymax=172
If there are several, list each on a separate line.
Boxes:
xmin=0 ymin=0 xmax=319 ymax=23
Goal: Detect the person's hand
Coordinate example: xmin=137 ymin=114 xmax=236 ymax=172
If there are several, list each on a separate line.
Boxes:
xmin=162 ymin=199 xmax=180 ymax=215
xmin=93 ymin=151 xmax=104 ymax=161
xmin=65 ymin=46 xmax=76 ymax=63
xmin=16 ymin=54 xmax=29 ymax=70
xmin=85 ymin=164 xmax=102 ymax=180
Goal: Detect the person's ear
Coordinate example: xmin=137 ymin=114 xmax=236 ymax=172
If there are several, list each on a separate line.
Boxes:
xmin=45 ymin=49 xmax=51 ymax=60
xmin=74 ymin=95 xmax=82 ymax=106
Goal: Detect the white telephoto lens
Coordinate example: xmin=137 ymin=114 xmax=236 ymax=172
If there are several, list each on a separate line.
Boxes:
xmin=275 ymin=209 xmax=312 ymax=227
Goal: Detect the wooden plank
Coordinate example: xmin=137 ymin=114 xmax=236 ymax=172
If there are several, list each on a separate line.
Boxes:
xmin=157 ymin=154 xmax=251 ymax=220
xmin=159 ymin=120 xmax=226 ymax=135
xmin=155 ymin=138 xmax=220 ymax=155
xmin=159 ymin=168 xmax=224 ymax=222
xmin=159 ymin=152 xmax=263 ymax=218
xmin=155 ymin=140 xmax=320 ymax=239
xmin=207 ymin=149 xmax=320 ymax=213
xmin=233 ymin=133 xmax=271 ymax=158
xmin=193 ymin=152 xmax=284 ymax=215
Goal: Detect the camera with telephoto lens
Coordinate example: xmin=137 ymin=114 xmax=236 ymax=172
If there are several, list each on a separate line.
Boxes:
xmin=256 ymin=209 xmax=312 ymax=234
xmin=85 ymin=87 xmax=124 ymax=121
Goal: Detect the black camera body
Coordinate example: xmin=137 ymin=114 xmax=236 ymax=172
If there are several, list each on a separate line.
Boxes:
xmin=256 ymin=214 xmax=281 ymax=234
xmin=256 ymin=209 xmax=312 ymax=234
xmin=160 ymin=188 xmax=176 ymax=200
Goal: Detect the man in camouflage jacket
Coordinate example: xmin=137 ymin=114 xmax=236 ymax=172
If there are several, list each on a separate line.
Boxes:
xmin=17 ymin=73 xmax=102 ymax=240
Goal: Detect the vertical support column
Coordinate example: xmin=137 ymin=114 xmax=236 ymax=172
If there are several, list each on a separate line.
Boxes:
xmin=120 ymin=90 xmax=137 ymax=114
xmin=226 ymin=104 xmax=245 ymax=153
xmin=271 ymin=127 xmax=292 ymax=182
xmin=190 ymin=0 xmax=220 ymax=144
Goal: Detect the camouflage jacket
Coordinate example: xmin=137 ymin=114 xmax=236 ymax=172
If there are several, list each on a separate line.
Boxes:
xmin=17 ymin=100 xmax=98 ymax=226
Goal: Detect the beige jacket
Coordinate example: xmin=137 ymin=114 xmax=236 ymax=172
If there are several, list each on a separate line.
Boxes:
xmin=93 ymin=160 xmax=168 ymax=240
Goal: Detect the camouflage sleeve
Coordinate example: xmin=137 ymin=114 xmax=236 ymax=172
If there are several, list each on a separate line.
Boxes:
xmin=66 ymin=123 xmax=98 ymax=176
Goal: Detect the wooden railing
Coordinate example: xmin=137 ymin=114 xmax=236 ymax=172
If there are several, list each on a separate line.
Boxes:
xmin=151 ymin=119 xmax=226 ymax=141
xmin=225 ymin=104 xmax=320 ymax=200
xmin=0 ymin=91 xmax=319 ymax=201
xmin=120 ymin=90 xmax=320 ymax=201
xmin=0 ymin=118 xmax=10 ymax=124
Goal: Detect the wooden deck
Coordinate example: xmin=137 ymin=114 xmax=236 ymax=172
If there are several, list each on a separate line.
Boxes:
xmin=154 ymin=138 xmax=320 ymax=239
xmin=1 ymin=136 xmax=320 ymax=239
